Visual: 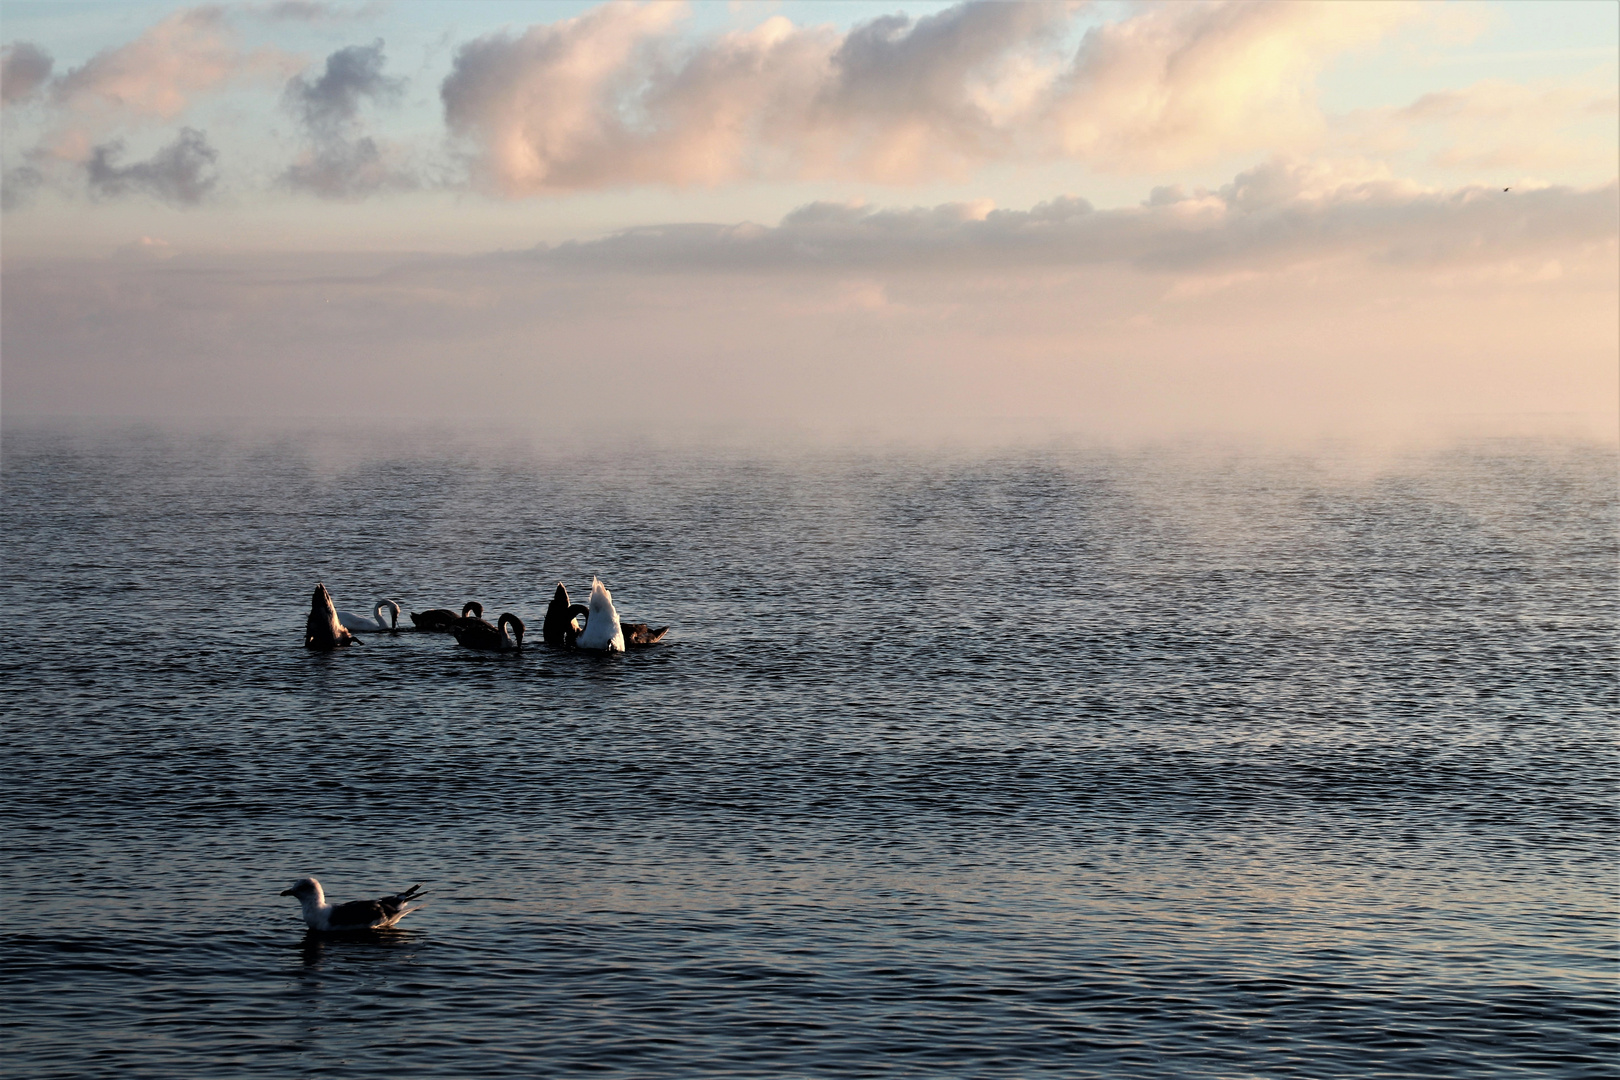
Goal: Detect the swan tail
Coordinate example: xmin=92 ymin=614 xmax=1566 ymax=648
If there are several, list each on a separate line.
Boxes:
xmin=306 ymin=583 xmax=357 ymax=649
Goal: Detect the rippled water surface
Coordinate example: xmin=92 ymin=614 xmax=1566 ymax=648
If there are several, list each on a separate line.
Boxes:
xmin=2 ymin=425 xmax=1615 ymax=1079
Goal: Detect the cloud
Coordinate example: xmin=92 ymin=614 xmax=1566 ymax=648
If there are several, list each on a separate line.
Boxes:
xmin=1045 ymin=1 xmax=1418 ymax=170
xmin=807 ymin=0 xmax=1070 ymax=177
xmin=439 ymin=0 xmax=1423 ymax=196
xmin=280 ymin=135 xmax=414 ymax=197
xmin=1 ymin=42 xmax=53 ymax=105
xmin=51 ymin=6 xmax=294 ymax=119
xmin=513 ymin=161 xmax=1618 ymax=276
xmin=440 ymin=1 xmax=1071 ymax=192
xmin=86 ymin=127 xmax=220 ymax=205
xmin=440 ymin=1 xmax=686 ymax=193
xmin=283 ymin=38 xmax=403 ymax=132
xmin=278 ymin=40 xmax=414 ymax=198
xmin=1 ymin=165 xmax=45 ymax=210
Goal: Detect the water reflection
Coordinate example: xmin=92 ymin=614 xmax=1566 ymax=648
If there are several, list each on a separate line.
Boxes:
xmin=298 ymin=929 xmax=423 ymax=970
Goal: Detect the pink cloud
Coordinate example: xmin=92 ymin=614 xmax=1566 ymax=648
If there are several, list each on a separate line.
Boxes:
xmin=51 ymin=6 xmax=295 ymax=119
xmin=440 ymin=1 xmax=1422 ymax=196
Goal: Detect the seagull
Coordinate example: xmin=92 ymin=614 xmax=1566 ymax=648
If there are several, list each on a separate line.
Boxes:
xmin=281 ymin=877 xmax=424 ymax=932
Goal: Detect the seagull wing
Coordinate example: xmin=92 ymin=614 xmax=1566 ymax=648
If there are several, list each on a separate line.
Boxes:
xmin=373 ymin=884 xmax=425 ymax=928
xmin=326 ymin=899 xmax=389 ymax=929
xmin=326 ymin=885 xmax=423 ymax=929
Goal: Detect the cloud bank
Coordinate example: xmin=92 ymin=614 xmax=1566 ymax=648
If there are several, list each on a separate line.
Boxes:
xmin=519 ymin=162 xmax=1618 ymax=276
xmin=4 ymin=164 xmax=1612 ymax=438
xmin=2 ymin=1 xmax=1612 ymax=208
xmin=438 ymin=0 xmax=1420 ymax=194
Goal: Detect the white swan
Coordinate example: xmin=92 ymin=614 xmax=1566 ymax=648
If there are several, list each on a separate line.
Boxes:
xmin=574 ymin=577 xmax=625 ymax=652
xmin=338 ymin=599 xmax=401 ymax=633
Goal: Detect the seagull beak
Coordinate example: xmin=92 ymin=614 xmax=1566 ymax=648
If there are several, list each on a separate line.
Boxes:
xmin=280 ymin=888 xmax=295 ymax=896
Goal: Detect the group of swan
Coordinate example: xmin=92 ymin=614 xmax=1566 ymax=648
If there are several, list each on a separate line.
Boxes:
xmin=306 ymin=579 xmax=667 ymax=654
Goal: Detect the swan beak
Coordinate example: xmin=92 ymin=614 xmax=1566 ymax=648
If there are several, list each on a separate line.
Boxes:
xmin=279 ymin=888 xmax=296 ymax=896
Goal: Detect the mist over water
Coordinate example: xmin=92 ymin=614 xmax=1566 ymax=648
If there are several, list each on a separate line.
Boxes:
xmin=2 ymin=423 xmax=1614 ymax=1078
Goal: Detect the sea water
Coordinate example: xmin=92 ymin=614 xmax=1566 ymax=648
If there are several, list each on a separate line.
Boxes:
xmin=1 ymin=424 xmax=1614 ymax=1078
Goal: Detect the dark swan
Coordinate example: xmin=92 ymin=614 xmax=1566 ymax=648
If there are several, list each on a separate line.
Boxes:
xmin=453 ymin=612 xmax=525 ymax=652
xmin=409 ymin=600 xmax=483 ymax=632
xmin=542 ymin=583 xmax=591 ymax=647
xmin=306 ymin=583 xmax=363 ymax=650
xmin=545 ymin=580 xmax=668 ymax=651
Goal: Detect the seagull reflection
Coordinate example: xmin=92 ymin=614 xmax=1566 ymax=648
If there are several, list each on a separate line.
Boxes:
xmin=299 ymin=928 xmax=422 ymax=969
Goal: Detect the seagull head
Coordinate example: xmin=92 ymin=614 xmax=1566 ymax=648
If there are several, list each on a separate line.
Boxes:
xmin=280 ymin=877 xmax=323 ymax=901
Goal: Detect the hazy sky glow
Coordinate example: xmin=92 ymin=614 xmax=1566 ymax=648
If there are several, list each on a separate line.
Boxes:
xmin=1 ymin=0 xmax=1615 ymax=438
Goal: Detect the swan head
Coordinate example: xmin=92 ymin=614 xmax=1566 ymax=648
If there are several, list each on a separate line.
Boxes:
xmin=499 ymin=612 xmax=525 ymax=649
xmin=462 ymin=601 xmax=483 ymax=620
xmin=374 ymin=599 xmax=402 ymax=630
xmin=280 ymin=876 xmax=323 ymax=902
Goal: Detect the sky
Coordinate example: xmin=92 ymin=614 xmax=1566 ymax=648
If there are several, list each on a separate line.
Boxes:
xmin=1 ymin=0 xmax=1615 ymax=440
